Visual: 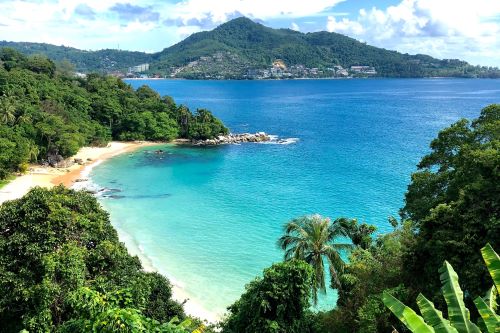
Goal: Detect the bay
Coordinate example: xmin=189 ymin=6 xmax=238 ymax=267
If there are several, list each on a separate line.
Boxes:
xmin=89 ymin=78 xmax=500 ymax=317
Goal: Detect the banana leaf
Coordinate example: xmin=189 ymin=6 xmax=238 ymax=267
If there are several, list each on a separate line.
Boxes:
xmin=473 ymin=296 xmax=499 ymax=333
xmin=481 ymin=244 xmax=500 ymax=292
xmin=383 ymin=292 xmax=435 ymax=333
xmin=483 ymin=286 xmax=498 ymax=313
xmin=416 ymin=293 xmax=458 ymax=333
xmin=439 ymin=261 xmax=481 ymax=333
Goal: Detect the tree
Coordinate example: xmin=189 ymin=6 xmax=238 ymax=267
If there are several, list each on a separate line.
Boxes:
xmin=277 ymin=214 xmax=353 ymax=304
xmin=0 ymin=94 xmax=16 ymax=125
xmin=0 ymin=186 xmax=184 ymax=331
xmin=336 ymin=218 xmax=376 ymax=250
xmin=401 ymin=104 xmax=500 ymax=304
xmin=221 ymin=260 xmax=315 ymax=333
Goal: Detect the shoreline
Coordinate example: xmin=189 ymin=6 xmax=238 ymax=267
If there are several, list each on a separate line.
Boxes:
xmin=0 ymin=141 xmax=158 ymax=205
xmin=109 ymin=223 xmax=221 ymax=323
xmin=0 ymin=140 xmax=221 ymax=323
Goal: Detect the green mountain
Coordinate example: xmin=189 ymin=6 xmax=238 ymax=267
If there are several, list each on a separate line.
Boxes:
xmin=153 ymin=17 xmax=498 ymax=78
xmin=0 ymin=41 xmax=154 ymax=73
xmin=2 ymin=17 xmax=499 ymax=78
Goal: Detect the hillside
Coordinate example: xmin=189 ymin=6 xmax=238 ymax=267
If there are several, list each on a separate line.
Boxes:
xmin=2 ymin=17 xmax=499 ymax=78
xmin=153 ymin=17 xmax=498 ymax=78
xmin=0 ymin=41 xmax=154 ymax=73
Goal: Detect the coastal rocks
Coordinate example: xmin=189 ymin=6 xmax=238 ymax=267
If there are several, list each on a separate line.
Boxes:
xmin=193 ymin=132 xmax=271 ymax=146
xmin=47 ymin=153 xmax=74 ymax=168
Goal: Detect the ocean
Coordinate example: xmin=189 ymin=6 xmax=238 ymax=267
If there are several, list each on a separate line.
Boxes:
xmin=88 ymin=78 xmax=500 ymax=318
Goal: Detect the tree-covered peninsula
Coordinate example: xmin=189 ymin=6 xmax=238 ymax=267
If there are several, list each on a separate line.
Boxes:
xmin=0 ymin=48 xmax=228 ymax=180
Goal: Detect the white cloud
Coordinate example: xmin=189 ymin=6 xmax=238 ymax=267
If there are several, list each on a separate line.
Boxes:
xmin=326 ymin=0 xmax=500 ymax=65
xmin=171 ymin=0 xmax=344 ymax=25
xmin=291 ymin=22 xmax=300 ymax=31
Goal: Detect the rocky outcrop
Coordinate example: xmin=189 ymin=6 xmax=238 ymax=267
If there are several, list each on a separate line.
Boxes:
xmin=192 ymin=132 xmax=271 ymax=146
xmin=47 ymin=153 xmax=74 ymax=168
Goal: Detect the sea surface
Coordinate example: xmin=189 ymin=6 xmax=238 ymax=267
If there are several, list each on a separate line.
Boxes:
xmin=89 ymin=78 xmax=499 ymax=317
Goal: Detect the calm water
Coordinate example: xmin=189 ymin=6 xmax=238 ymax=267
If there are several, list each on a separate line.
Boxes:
xmin=90 ymin=79 xmax=499 ymax=316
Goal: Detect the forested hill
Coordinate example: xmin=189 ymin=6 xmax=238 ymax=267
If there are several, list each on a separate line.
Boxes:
xmin=2 ymin=17 xmax=499 ymax=78
xmin=0 ymin=48 xmax=228 ymax=180
xmin=153 ymin=17 xmax=498 ymax=78
xmin=0 ymin=41 xmax=154 ymax=73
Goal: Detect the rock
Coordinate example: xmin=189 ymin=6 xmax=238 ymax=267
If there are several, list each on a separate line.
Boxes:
xmin=74 ymin=158 xmax=84 ymax=165
xmin=74 ymin=178 xmax=89 ymax=182
xmin=191 ymin=132 xmax=272 ymax=146
xmin=47 ymin=153 xmax=74 ymax=168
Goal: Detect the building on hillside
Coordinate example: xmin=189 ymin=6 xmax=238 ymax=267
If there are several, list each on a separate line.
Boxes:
xmin=350 ymin=65 xmax=377 ymax=75
xmin=128 ymin=63 xmax=150 ymax=73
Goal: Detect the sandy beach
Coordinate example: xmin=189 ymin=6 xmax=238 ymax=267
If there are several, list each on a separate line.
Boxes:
xmin=0 ymin=141 xmax=156 ymax=205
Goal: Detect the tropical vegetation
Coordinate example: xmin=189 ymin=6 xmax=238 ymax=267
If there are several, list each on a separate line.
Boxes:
xmin=0 ymin=47 xmax=228 ymax=180
xmin=277 ymin=215 xmax=353 ymax=304
xmin=0 ymin=186 xmax=197 ymax=332
xmin=383 ymin=244 xmax=500 ymax=333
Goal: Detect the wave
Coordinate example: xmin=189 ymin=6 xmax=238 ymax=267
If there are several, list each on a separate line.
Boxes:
xmin=262 ymin=136 xmax=299 ymax=145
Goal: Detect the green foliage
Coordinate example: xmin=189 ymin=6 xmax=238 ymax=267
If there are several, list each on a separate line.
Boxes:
xmin=0 ymin=48 xmax=228 ymax=180
xmin=59 ymin=287 xmax=191 ymax=333
xmin=318 ymin=221 xmax=414 ymax=333
xmin=277 ymin=214 xmax=353 ymax=304
xmin=221 ymin=260 xmax=315 ymax=333
xmin=402 ymin=104 xmax=500 ymax=304
xmin=0 ymin=186 xmax=185 ymax=332
xmin=383 ymin=244 xmax=500 ymax=333
xmin=0 ymin=41 xmax=154 ymax=73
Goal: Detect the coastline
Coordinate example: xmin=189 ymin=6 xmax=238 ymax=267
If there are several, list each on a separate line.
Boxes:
xmin=0 ymin=140 xmax=221 ymax=323
xmin=110 ymin=223 xmax=221 ymax=323
xmin=0 ymin=141 xmax=158 ymax=205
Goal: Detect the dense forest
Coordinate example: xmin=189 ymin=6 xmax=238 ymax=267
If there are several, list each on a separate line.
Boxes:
xmin=0 ymin=41 xmax=153 ymax=74
xmin=0 ymin=47 xmax=228 ymax=180
xmin=3 ymin=17 xmax=500 ymax=79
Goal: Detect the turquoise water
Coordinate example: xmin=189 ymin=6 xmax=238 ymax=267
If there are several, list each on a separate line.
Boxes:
xmin=91 ymin=79 xmax=499 ymax=317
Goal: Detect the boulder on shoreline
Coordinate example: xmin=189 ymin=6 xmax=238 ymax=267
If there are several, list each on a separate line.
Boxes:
xmin=192 ymin=132 xmax=271 ymax=146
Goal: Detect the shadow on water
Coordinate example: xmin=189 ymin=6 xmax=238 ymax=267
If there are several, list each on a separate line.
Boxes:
xmin=99 ymin=187 xmax=171 ymax=200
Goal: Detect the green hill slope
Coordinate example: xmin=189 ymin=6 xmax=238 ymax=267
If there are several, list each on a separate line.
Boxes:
xmin=153 ymin=17 xmax=498 ymax=78
xmin=0 ymin=41 xmax=154 ymax=73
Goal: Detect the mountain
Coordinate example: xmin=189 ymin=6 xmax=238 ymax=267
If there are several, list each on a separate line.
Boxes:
xmin=2 ymin=17 xmax=498 ymax=78
xmin=153 ymin=17 xmax=498 ymax=78
xmin=0 ymin=41 xmax=154 ymax=73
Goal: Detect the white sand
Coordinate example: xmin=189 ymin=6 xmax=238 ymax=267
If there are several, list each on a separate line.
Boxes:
xmin=0 ymin=142 xmax=154 ymax=205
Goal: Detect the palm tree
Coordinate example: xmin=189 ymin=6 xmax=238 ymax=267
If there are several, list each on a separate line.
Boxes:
xmin=335 ymin=217 xmax=376 ymax=250
xmin=0 ymin=95 xmax=16 ymax=125
xmin=277 ymin=214 xmax=353 ymax=304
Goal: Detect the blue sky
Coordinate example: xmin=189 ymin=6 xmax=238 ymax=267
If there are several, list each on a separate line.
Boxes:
xmin=0 ymin=0 xmax=499 ymax=66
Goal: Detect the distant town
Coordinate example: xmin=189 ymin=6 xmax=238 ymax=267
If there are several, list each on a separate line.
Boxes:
xmin=101 ymin=57 xmax=378 ymax=80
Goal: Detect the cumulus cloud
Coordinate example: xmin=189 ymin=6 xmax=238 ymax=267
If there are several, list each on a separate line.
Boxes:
xmin=326 ymin=0 xmax=500 ymax=65
xmin=291 ymin=22 xmax=300 ymax=31
xmin=109 ymin=3 xmax=160 ymax=23
xmin=169 ymin=0 xmax=344 ymax=28
xmin=74 ymin=4 xmax=96 ymax=20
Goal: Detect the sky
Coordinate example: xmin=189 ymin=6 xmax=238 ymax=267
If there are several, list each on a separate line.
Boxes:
xmin=0 ymin=0 xmax=499 ymax=66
